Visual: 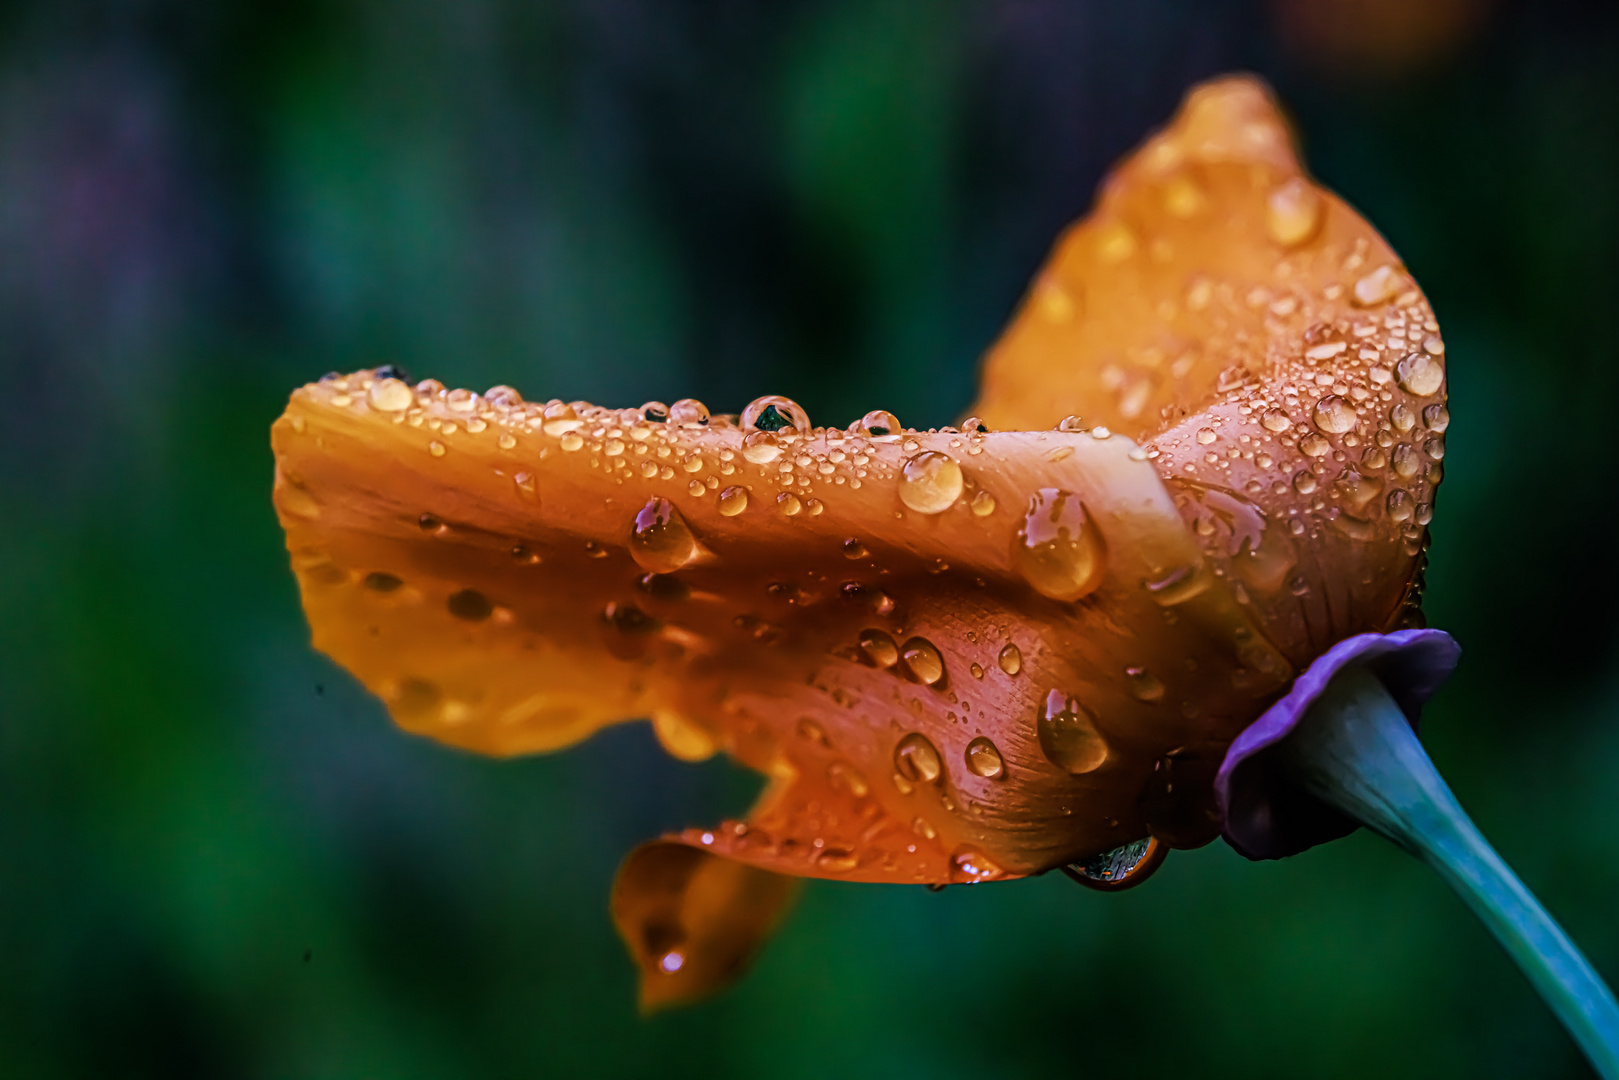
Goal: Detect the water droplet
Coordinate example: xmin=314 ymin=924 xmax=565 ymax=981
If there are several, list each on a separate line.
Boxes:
xmin=969 ymin=662 xmax=984 ymax=679
xmin=428 ymin=440 xmax=446 ymax=457
xmin=899 ymin=451 xmax=964 ymax=514
xmin=641 ymin=401 xmax=669 ymax=423
xmin=1261 ymin=409 xmax=1292 ymax=433
xmin=1057 ymin=415 xmax=1087 ymax=433
xmin=948 ymin=846 xmax=1004 ymax=883
xmin=741 ymin=431 xmax=782 ymax=464
xmin=1424 ymin=436 xmax=1445 ymax=461
xmin=1062 ymin=837 xmax=1165 ymax=891
xmin=1037 ymin=690 xmax=1108 ymax=774
xmin=1266 ymin=177 xmax=1322 ymax=247
xmin=498 ymin=431 xmax=517 ymax=450
xmin=900 ymin=637 xmax=945 ymax=686
xmin=716 ymin=485 xmax=749 ymax=516
xmin=1352 ymin=264 xmax=1402 ymax=307
xmin=857 ymin=409 xmax=901 ymax=438
xmin=447 ymin=588 xmax=493 ymax=621
xmin=912 ymin=816 xmax=937 ymax=841
xmin=605 ymin=438 xmax=626 ymax=456
xmin=815 ymin=848 xmax=859 ymax=873
xmin=961 ymin=415 xmax=989 ymax=434
xmin=1391 ymin=444 xmax=1420 ymax=479
xmin=1387 ymin=489 xmax=1414 ymax=522
xmin=1312 ymin=395 xmax=1356 ymax=434
xmin=1299 ymin=433 xmax=1330 ymax=457
xmin=965 ymin=737 xmax=1004 ymax=779
xmin=630 ymin=497 xmax=698 ymax=573
xmin=560 ymin=432 xmax=584 ymax=452
xmin=843 ymin=538 xmax=868 ymax=559
xmin=1422 ymin=404 xmax=1449 ymax=432
xmin=827 ymin=761 xmax=869 ymax=798
xmin=859 ymin=629 xmax=900 ymax=668
xmin=997 ymin=643 xmax=1022 ymax=676
xmin=894 ymin=732 xmax=943 ymax=784
xmin=1196 ymin=427 xmax=1217 ymax=445
xmin=368 ymin=378 xmax=414 ymax=412
xmin=1390 ymin=403 xmax=1416 ymax=433
xmin=541 ymin=402 xmax=580 ymax=435
xmin=1396 ymin=352 xmax=1444 ymax=396
xmin=669 ymin=399 xmax=710 ymax=427
xmin=970 ymin=490 xmax=997 ymax=517
xmin=1126 ymin=667 xmax=1165 ymax=702
xmin=1293 ymin=471 xmax=1318 ymax=494
xmin=1012 ymin=489 xmax=1106 ymax=601
xmin=513 ymin=472 xmax=538 ymax=502
xmin=777 ymin=492 xmax=802 ymax=517
xmin=657 ymin=950 xmax=685 ymax=974
xmin=741 ymin=395 xmax=810 ymax=434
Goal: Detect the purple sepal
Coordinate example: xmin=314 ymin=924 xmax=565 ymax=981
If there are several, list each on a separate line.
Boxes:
xmin=1216 ymin=629 xmax=1461 ymax=861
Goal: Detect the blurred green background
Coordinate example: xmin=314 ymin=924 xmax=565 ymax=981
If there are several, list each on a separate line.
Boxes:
xmin=3 ymin=1 xmax=1617 ymax=1076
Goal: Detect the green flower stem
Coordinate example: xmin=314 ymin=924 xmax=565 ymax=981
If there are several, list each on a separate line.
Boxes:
xmin=1277 ymin=666 xmax=1619 ymax=1079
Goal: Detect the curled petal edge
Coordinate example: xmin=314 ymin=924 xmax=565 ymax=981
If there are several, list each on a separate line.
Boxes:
xmin=1216 ymin=628 xmax=1460 ymax=860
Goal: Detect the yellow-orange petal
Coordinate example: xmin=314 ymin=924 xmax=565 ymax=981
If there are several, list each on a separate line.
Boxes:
xmin=273 ymin=374 xmax=1289 ymax=883
xmin=971 ymin=74 xmax=1444 ymax=663
xmin=611 ymin=842 xmax=798 ymax=1012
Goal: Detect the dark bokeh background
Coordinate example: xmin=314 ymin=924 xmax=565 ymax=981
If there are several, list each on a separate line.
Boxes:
xmin=3 ymin=1 xmax=1617 ymax=1076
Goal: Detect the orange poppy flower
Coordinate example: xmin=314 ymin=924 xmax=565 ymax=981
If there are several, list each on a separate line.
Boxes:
xmin=270 ymin=75 xmax=1445 ymax=1009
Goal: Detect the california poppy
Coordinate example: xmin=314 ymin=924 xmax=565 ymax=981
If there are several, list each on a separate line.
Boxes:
xmin=274 ymin=77 xmax=1448 ymax=1008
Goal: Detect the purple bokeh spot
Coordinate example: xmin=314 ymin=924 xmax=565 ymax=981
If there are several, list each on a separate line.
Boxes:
xmin=1216 ymin=629 xmax=1461 ymax=861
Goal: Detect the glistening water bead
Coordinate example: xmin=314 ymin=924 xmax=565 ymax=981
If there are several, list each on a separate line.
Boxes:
xmin=894 ymin=732 xmax=943 ymax=784
xmin=857 ymin=410 xmax=900 ymax=438
xmin=741 ymin=395 xmax=810 ymax=434
xmin=630 ymin=497 xmax=698 ymax=574
xmin=899 ymin=451 xmax=964 ymax=514
xmin=965 ymin=737 xmax=1005 ymax=779
xmin=1037 ymin=690 xmax=1108 ymax=774
xmin=1012 ymin=489 xmax=1106 ymax=602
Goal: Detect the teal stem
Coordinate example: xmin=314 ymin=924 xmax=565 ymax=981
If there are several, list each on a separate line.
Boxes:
xmin=1277 ymin=666 xmax=1619 ymax=1079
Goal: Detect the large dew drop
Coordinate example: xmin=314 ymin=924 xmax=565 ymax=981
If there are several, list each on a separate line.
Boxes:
xmin=1395 ymin=352 xmax=1444 ymax=397
xmin=1312 ymin=395 xmax=1356 ymax=435
xmin=900 ymin=637 xmax=945 ymax=686
xmin=630 ymin=497 xmax=698 ymax=574
xmin=1062 ymin=837 xmax=1166 ymax=891
xmin=964 ymin=737 xmax=1005 ymax=779
xmin=857 ymin=409 xmax=901 ymax=438
xmin=741 ymin=395 xmax=811 ymax=434
xmin=894 ymin=732 xmax=943 ymax=784
xmin=1012 ymin=489 xmax=1106 ymax=601
xmin=368 ymin=377 xmax=415 ymax=412
xmin=1037 ymin=690 xmax=1108 ymax=774
xmin=997 ymin=642 xmax=1022 ymax=676
xmin=669 ymin=399 xmax=710 ymax=427
xmin=858 ymin=628 xmax=899 ymax=668
xmin=899 ymin=451 xmax=964 ymax=514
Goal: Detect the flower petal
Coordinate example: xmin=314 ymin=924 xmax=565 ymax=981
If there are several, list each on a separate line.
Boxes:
xmin=972 ymin=74 xmax=1445 ymax=663
xmin=611 ymin=842 xmax=798 ymax=1012
xmin=1215 ymin=628 xmax=1461 ymax=859
xmin=272 ymin=377 xmax=1291 ymax=882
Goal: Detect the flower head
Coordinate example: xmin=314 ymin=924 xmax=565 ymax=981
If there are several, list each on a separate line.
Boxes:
xmin=271 ymin=75 xmax=1446 ymax=1008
